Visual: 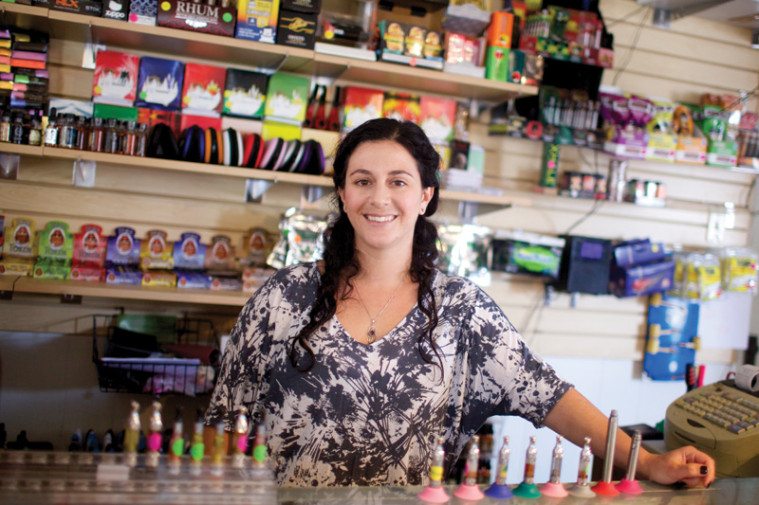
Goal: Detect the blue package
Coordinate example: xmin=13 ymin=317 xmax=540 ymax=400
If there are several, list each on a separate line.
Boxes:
xmin=612 ymin=260 xmax=675 ymax=297
xmin=135 ymin=56 xmax=184 ymax=111
xmin=176 ymin=270 xmax=212 ymax=289
xmin=105 ymin=266 xmax=143 ymax=285
xmin=614 ymin=239 xmax=668 ymax=268
xmin=106 ymin=227 xmax=141 ymax=266
xmin=173 ymin=232 xmax=206 ymax=270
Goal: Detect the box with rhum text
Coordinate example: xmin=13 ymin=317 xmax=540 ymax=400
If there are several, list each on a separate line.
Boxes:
xmin=157 ymin=0 xmax=236 ymax=37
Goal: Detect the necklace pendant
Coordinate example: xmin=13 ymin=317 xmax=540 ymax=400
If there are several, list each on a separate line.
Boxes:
xmin=367 ymin=326 xmax=376 ymax=344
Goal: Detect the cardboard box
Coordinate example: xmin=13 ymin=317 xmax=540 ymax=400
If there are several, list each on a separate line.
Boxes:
xmin=281 ymin=0 xmax=319 ymax=13
xmin=157 ymin=0 xmax=236 ymax=37
xmin=92 ymin=50 xmax=139 ymax=107
xmin=223 ymin=68 xmax=267 ymax=118
xmin=103 ymin=0 xmax=129 ymax=20
xmin=129 ymin=0 xmax=157 ymax=25
xmin=182 ymin=62 xmax=226 ymax=116
xmin=341 ymin=86 xmax=383 ymax=132
xmin=275 ymin=9 xmax=316 ymax=49
xmin=33 ymin=0 xmax=102 ymax=16
xmin=263 ymin=72 xmax=309 ymax=124
xmin=235 ymin=0 xmax=279 ymax=43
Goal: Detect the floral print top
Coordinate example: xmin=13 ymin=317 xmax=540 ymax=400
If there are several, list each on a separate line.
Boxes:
xmin=206 ymin=263 xmax=571 ymax=486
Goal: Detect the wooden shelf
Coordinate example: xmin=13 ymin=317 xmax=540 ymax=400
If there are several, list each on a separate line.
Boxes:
xmin=0 ymin=3 xmax=537 ymax=102
xmin=0 ymin=143 xmax=44 ymax=157
xmin=0 ymin=276 xmax=249 ymax=306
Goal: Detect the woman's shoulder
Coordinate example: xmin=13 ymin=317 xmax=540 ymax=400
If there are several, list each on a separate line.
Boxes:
xmin=432 ymin=268 xmax=490 ymax=308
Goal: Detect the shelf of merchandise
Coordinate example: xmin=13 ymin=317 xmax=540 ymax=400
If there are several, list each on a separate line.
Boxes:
xmin=0 ymin=143 xmax=534 ymax=208
xmin=0 ymin=275 xmax=250 ymax=306
xmin=0 ymin=2 xmax=537 ymax=102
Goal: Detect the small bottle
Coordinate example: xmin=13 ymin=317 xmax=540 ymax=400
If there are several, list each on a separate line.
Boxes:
xmin=44 ymin=109 xmax=59 ymax=147
xmin=0 ymin=113 xmax=12 ymax=143
xmin=524 ymin=436 xmax=537 ymax=485
xmin=428 ymin=437 xmax=446 ymax=488
xmin=28 ymin=118 xmax=42 ymax=146
xmin=232 ymin=407 xmax=250 ymax=468
xmin=124 ymin=401 xmax=141 ymax=467
xmin=549 ymin=435 xmax=564 ymax=484
xmin=123 ymin=121 xmax=137 ymax=156
xmin=76 ymin=117 xmax=88 ymax=151
xmin=576 ymin=437 xmax=593 ymax=487
xmin=89 ymin=118 xmax=104 ymax=152
xmin=252 ymin=420 xmax=268 ymax=468
xmin=135 ymin=123 xmax=148 ymax=157
xmin=494 ymin=436 xmax=510 ymax=486
xmin=11 ymin=114 xmax=25 ymax=144
xmin=105 ymin=119 xmax=120 ymax=154
xmin=211 ymin=421 xmax=226 ymax=475
xmin=146 ymin=401 xmax=163 ymax=468
xmin=189 ymin=410 xmax=205 ymax=472
xmin=463 ymin=435 xmax=480 ymax=486
xmin=58 ymin=115 xmax=73 ymax=148
xmin=168 ymin=408 xmax=184 ymax=473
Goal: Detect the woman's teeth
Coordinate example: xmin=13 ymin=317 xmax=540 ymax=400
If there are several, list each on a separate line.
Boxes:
xmin=366 ymin=215 xmax=395 ymax=222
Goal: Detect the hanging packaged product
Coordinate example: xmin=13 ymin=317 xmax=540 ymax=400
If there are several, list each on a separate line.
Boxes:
xmin=141 ymin=229 xmax=174 ymax=270
xmin=106 ymin=227 xmax=142 ymax=285
xmin=610 ymin=239 xmax=674 ymax=297
xmin=683 ymin=253 xmax=722 ymax=301
xmin=720 ymin=248 xmax=758 ymax=294
xmin=242 ymin=228 xmax=275 ymax=292
xmin=157 ymin=0 xmax=237 ymax=37
xmin=700 ymin=99 xmax=738 ymax=167
xmin=0 ymin=217 xmax=34 ymax=275
xmin=33 ymin=220 xmax=73 ymax=280
xmin=645 ymin=100 xmax=677 ymax=162
xmin=436 ymin=223 xmax=492 ymax=286
xmin=173 ymin=232 xmax=207 ymax=270
xmin=176 ymin=270 xmax=212 ymax=289
xmin=491 ymin=231 xmax=565 ymax=279
xmin=71 ymin=224 xmax=107 ymax=281
xmin=267 ymin=208 xmax=328 ymax=269
xmin=206 ymin=235 xmax=242 ymax=291
xmin=92 ymin=50 xmax=140 ymax=107
xmin=223 ymin=69 xmax=268 ymax=119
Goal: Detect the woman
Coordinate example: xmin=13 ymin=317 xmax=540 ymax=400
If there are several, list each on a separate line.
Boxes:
xmin=206 ymin=118 xmax=715 ymax=487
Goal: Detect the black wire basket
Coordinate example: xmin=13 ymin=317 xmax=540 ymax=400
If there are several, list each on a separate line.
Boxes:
xmin=92 ymin=314 xmax=220 ymax=396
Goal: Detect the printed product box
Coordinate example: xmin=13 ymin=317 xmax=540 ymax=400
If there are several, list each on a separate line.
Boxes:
xmin=182 ymin=63 xmax=226 ymax=117
xmin=103 ymin=0 xmax=129 ymax=20
xmin=223 ymin=68 xmax=267 ymax=118
xmin=263 ymin=72 xmax=309 ymax=124
xmin=33 ymin=0 xmax=103 ymax=16
xmin=420 ymin=96 xmax=456 ymax=142
xmin=135 ymin=57 xmax=184 ymax=111
xmin=235 ymin=0 xmax=279 ymax=43
xmin=107 ymin=227 xmax=141 ymax=266
xmin=36 ymin=221 xmax=73 ymax=262
xmin=157 ymin=0 xmax=236 ymax=37
xmin=173 ymin=232 xmax=207 ymax=270
xmin=129 ymin=0 xmax=158 ymax=25
xmin=341 ymin=86 xmax=383 ymax=132
xmin=92 ymin=50 xmax=139 ymax=107
xmin=275 ymin=9 xmax=316 ymax=49
xmin=73 ymin=224 xmax=107 ymax=268
xmin=281 ymin=0 xmax=319 ymax=12
xmin=382 ymin=92 xmax=420 ymax=123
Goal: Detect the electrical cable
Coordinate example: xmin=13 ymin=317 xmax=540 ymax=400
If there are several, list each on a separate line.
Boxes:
xmin=612 ymin=8 xmax=651 ymax=86
xmin=563 ymin=198 xmax=607 ymax=236
xmin=605 ymin=5 xmax=648 ymax=27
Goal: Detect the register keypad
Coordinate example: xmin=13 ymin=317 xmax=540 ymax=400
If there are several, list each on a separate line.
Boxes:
xmin=676 ymin=388 xmax=759 ymax=434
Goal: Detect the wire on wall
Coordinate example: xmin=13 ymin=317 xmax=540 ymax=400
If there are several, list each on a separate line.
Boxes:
xmin=612 ymin=8 xmax=652 ymax=86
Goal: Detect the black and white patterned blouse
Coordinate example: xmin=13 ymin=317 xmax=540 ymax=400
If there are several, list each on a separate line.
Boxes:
xmin=206 ymin=263 xmax=571 ymax=486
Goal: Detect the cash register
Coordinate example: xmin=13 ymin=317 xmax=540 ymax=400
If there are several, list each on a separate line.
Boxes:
xmin=665 ymin=378 xmax=759 ymax=477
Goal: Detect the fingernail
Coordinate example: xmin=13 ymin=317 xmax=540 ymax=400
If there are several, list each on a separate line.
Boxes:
xmin=700 ymin=465 xmax=708 ymax=475
xmin=673 ymin=481 xmax=687 ymax=489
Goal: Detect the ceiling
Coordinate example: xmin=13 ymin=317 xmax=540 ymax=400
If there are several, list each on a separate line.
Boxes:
xmin=636 ymin=0 xmax=759 ymax=30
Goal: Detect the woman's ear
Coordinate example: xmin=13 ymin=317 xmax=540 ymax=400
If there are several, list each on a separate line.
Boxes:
xmin=422 ymin=187 xmax=434 ymax=206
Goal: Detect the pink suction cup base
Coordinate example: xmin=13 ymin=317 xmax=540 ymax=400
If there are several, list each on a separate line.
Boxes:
xmin=616 ymin=478 xmax=644 ymax=495
xmin=453 ymin=484 xmax=485 ymax=501
xmin=540 ymin=482 xmax=568 ymax=498
xmin=417 ymin=486 xmax=451 ymax=503
xmin=592 ymin=480 xmax=621 ymax=496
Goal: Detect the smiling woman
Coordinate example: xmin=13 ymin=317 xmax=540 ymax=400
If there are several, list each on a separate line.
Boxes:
xmin=205 ymin=118 xmax=715 ymax=488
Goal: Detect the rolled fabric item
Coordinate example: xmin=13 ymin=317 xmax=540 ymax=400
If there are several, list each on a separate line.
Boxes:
xmin=204 ymin=127 xmax=213 ymax=164
xmin=251 ymin=134 xmax=264 ymax=168
xmin=223 ymin=128 xmax=239 ymax=166
xmin=216 ymin=128 xmax=224 ymax=166
xmin=281 ymin=139 xmax=301 ymax=171
xmin=288 ymin=140 xmax=306 ymax=172
xmin=162 ymin=343 xmax=221 ymax=366
xmin=306 ymin=140 xmax=325 ymax=175
xmin=295 ymin=140 xmax=313 ymax=173
xmin=180 ymin=125 xmax=203 ymax=163
xmin=259 ymin=138 xmax=278 ymax=170
xmin=273 ymin=139 xmax=291 ymax=171
xmin=264 ymin=138 xmax=284 ymax=171
xmin=242 ymin=133 xmax=255 ymax=167
xmin=235 ymin=130 xmax=244 ymax=166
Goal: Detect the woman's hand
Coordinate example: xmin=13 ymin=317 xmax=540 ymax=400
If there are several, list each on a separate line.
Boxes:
xmin=639 ymin=445 xmax=716 ymax=488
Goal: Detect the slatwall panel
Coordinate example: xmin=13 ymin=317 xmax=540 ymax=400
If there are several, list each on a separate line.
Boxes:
xmin=0 ymin=0 xmax=757 ymax=366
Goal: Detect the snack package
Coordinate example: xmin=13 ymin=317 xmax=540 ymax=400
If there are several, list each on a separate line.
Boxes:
xmin=135 ymin=56 xmax=184 ymax=111
xmin=73 ymin=224 xmax=107 ymax=268
xmin=33 ymin=259 xmax=70 ymax=280
xmin=720 ymin=248 xmax=758 ymax=294
xmin=4 ymin=218 xmax=36 ymax=258
xmin=141 ymin=270 xmax=177 ymax=287
xmin=92 ymin=50 xmax=139 ymax=107
xmin=683 ymin=253 xmax=722 ymax=301
xmin=105 ymin=266 xmax=143 ymax=285
xmin=0 ymin=257 xmax=34 ymax=276
xmin=36 ymin=220 xmax=73 ymax=262
xmin=176 ymin=270 xmax=212 ymax=289
xmin=173 ymin=232 xmax=206 ymax=270
xmin=243 ymin=227 xmax=273 ymax=267
xmin=141 ymin=229 xmax=173 ymax=270
xmin=69 ymin=265 xmax=104 ymax=282
xmin=267 ymin=208 xmax=328 ymax=269
xmin=242 ymin=265 xmax=274 ymax=292
xmin=209 ymin=275 xmax=243 ymax=291
xmin=205 ymin=235 xmax=237 ymax=273
xmin=107 ymin=227 xmax=142 ymax=266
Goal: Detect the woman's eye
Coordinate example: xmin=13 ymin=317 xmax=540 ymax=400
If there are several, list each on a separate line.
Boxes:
xmin=354 ymin=179 xmax=370 ymax=186
xmin=392 ymin=179 xmax=407 ymax=187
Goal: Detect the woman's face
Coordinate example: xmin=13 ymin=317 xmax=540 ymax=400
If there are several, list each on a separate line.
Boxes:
xmin=337 ymin=140 xmax=433 ymax=257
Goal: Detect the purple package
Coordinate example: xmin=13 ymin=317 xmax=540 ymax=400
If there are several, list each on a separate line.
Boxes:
xmin=135 ymin=56 xmax=184 ymax=111
xmin=628 ymin=96 xmax=654 ymax=127
xmin=107 ymin=227 xmax=141 ymax=266
xmin=176 ymin=270 xmax=212 ymax=289
xmin=173 ymin=232 xmax=207 ymax=270
xmin=105 ymin=266 xmax=143 ymax=285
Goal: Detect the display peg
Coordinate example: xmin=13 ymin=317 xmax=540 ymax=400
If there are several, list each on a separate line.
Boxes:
xmin=512 ymin=436 xmax=541 ymax=499
xmin=540 ymin=435 xmax=568 ymax=498
xmin=417 ymin=437 xmax=450 ymax=503
xmin=453 ymin=435 xmax=485 ymax=500
xmin=569 ymin=436 xmax=595 ymax=498
xmin=484 ymin=436 xmax=513 ymax=499
xmin=146 ymin=401 xmax=163 ymax=468
xmin=615 ymin=430 xmax=644 ymax=495
xmin=591 ymin=410 xmax=621 ymax=497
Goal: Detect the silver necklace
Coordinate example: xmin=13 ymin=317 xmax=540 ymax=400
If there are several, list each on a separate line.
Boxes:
xmin=353 ymin=281 xmax=403 ymax=344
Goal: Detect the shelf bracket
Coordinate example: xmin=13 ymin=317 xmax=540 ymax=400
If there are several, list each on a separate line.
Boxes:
xmin=60 ymin=293 xmax=82 ymax=305
xmin=245 ymin=179 xmax=274 ymax=203
xmin=457 ymin=201 xmax=508 ymax=224
xmin=300 ymin=185 xmax=328 ymax=208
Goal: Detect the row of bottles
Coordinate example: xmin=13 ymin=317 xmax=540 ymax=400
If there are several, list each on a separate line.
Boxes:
xmin=0 ymin=109 xmax=44 ymax=146
xmin=44 ymin=110 xmax=148 ymax=157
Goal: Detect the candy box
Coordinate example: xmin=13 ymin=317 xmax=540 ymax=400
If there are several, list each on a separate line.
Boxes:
xmin=4 ymin=218 xmax=35 ymax=258
xmin=243 ymin=227 xmax=273 ymax=266
xmin=34 ymin=0 xmax=103 ymax=16
xmin=140 ymin=229 xmax=173 ymax=270
xmin=129 ymin=0 xmax=157 ymax=25
xmin=263 ymin=72 xmax=309 ymax=123
xmin=136 ymin=56 xmax=184 ymax=111
xmin=173 ymin=232 xmax=206 ymax=270
xmin=32 ymin=259 xmax=69 ymax=280
xmin=209 ymin=275 xmax=242 ymax=291
xmin=107 ymin=227 xmax=142 ymax=266
xmin=141 ymin=270 xmax=177 ymax=287
xmin=0 ymin=257 xmax=34 ymax=276
xmin=73 ymin=224 xmax=107 ymax=268
xmin=276 ymin=9 xmax=317 ymax=49
xmin=341 ymin=86 xmax=383 ymax=132
xmin=103 ymin=0 xmax=129 ymax=20
xmin=382 ymin=92 xmax=420 ymax=123
xmin=70 ymin=265 xmax=104 ymax=282
xmin=93 ymin=50 xmax=139 ymax=107
xmin=36 ymin=220 xmax=73 ymax=262
xmin=223 ymin=68 xmax=267 ymax=118
xmin=235 ymin=0 xmax=279 ymax=43
xmin=176 ymin=270 xmax=211 ymax=289
xmin=419 ymin=96 xmax=456 ymax=143
xmin=157 ymin=0 xmax=236 ymax=37
xmin=179 ymin=62 xmax=226 ymax=117
xmin=611 ymin=260 xmax=675 ymax=297
xmin=105 ymin=266 xmax=143 ymax=285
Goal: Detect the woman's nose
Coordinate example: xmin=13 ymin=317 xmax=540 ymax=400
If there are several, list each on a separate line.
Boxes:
xmin=369 ymin=184 xmax=390 ymax=204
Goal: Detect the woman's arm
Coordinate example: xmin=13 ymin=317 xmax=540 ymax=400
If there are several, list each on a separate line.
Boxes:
xmin=543 ymin=388 xmax=716 ymax=488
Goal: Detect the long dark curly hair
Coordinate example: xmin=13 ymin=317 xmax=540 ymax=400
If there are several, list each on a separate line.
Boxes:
xmin=289 ymin=118 xmax=442 ymax=371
